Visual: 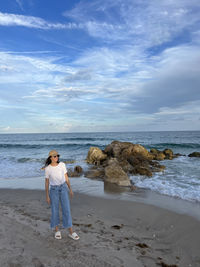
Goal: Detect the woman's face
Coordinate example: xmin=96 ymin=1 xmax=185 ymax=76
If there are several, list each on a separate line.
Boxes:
xmin=51 ymin=154 xmax=59 ymax=163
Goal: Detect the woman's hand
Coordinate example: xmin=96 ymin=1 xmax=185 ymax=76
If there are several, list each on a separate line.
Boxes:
xmin=46 ymin=196 xmax=51 ymax=205
xmin=69 ymin=189 xmax=74 ymax=198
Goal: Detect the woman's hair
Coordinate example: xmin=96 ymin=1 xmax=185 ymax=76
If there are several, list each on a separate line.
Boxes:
xmin=42 ymin=156 xmax=60 ymax=169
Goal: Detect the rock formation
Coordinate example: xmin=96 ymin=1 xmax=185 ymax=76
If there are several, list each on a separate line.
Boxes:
xmin=68 ymin=165 xmax=83 ymax=177
xmin=86 ymin=147 xmax=107 ymax=165
xmin=188 ymin=152 xmax=200 ymax=157
xmin=85 ymin=141 xmax=176 ymax=187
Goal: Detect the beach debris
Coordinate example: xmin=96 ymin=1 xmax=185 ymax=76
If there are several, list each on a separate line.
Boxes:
xmin=32 ymin=257 xmax=45 ymax=267
xmin=157 ymin=261 xmax=178 ymax=267
xmin=130 ymin=185 xmax=137 ymax=191
xmin=135 ymin=243 xmax=149 ymax=248
xmin=111 ymin=224 xmax=124 ymax=230
xmin=73 ymin=223 xmax=92 ymax=227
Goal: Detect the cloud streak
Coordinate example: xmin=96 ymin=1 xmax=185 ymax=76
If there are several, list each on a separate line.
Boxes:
xmin=0 ymin=11 xmax=81 ymax=29
xmin=64 ymin=0 xmax=200 ymax=45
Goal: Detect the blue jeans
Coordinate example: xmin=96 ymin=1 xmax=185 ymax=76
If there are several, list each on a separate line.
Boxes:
xmin=49 ymin=183 xmax=72 ymax=229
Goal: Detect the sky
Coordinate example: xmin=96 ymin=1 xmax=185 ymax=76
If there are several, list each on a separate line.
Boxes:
xmin=0 ymin=0 xmax=200 ymax=133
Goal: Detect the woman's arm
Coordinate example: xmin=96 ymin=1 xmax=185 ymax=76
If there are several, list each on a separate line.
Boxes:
xmin=45 ymin=178 xmax=50 ymax=204
xmin=65 ymin=173 xmax=73 ymax=198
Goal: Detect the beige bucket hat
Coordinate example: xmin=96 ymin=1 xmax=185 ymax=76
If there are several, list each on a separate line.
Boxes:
xmin=48 ymin=150 xmax=59 ymax=157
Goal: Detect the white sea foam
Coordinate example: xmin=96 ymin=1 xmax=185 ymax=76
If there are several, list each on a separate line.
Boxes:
xmin=131 ymin=157 xmax=200 ymax=202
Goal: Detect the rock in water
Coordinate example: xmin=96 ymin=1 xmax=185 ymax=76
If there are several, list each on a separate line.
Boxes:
xmin=150 ymin=148 xmax=166 ymax=160
xmin=68 ymin=165 xmax=83 ymax=177
xmin=84 ymin=167 xmax=105 ymax=179
xmin=85 ymin=140 xmax=179 ymax=186
xmin=104 ymin=141 xmax=153 ymax=160
xmin=86 ymin=147 xmax=107 ymax=165
xmin=163 ymin=148 xmax=174 ymax=160
xmin=105 ymin=159 xmax=131 ymax=187
xmin=188 ymin=152 xmax=200 ymax=157
xmin=74 ymin=165 xmax=83 ymax=173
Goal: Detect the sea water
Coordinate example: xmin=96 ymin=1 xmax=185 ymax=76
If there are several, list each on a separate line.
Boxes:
xmin=0 ymin=131 xmax=200 ymax=203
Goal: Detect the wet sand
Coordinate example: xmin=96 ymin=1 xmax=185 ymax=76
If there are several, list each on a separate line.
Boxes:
xmin=0 ymin=188 xmax=200 ymax=267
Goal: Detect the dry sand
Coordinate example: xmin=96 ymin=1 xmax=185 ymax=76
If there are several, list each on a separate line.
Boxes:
xmin=0 ymin=188 xmax=200 ymax=267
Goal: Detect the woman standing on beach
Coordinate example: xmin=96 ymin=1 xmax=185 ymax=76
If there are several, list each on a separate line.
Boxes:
xmin=44 ymin=150 xmax=79 ymax=240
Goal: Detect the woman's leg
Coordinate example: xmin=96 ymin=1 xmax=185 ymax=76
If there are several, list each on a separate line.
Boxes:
xmin=60 ymin=184 xmax=73 ymax=232
xmin=50 ymin=187 xmax=60 ymax=229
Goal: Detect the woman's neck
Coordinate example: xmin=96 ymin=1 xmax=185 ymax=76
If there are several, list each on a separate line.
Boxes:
xmin=50 ymin=162 xmax=59 ymax=166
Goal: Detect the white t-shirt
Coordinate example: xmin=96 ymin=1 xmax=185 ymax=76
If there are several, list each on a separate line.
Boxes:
xmin=45 ymin=162 xmax=67 ymax=186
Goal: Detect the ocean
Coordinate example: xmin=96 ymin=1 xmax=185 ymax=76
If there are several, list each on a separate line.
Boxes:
xmin=0 ymin=131 xmax=200 ymax=203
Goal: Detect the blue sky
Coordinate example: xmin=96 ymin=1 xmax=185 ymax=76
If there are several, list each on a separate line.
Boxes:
xmin=0 ymin=0 xmax=200 ymax=133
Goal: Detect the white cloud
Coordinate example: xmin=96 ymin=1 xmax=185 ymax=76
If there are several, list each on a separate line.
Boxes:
xmin=17 ymin=42 xmax=200 ymax=116
xmin=64 ymin=0 xmax=200 ymax=46
xmin=0 ymin=51 xmax=74 ymax=85
xmin=64 ymin=69 xmax=92 ymax=82
xmin=155 ymin=100 xmax=200 ymax=116
xmin=0 ymin=65 xmax=14 ymax=71
xmin=0 ymin=11 xmax=82 ymax=30
xmin=0 ymin=126 xmax=11 ymax=132
xmin=23 ymin=86 xmax=96 ymax=101
xmin=1 ymin=0 xmax=200 ymax=132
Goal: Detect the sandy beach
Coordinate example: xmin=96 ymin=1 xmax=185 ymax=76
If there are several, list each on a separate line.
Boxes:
xmin=0 ymin=189 xmax=200 ymax=267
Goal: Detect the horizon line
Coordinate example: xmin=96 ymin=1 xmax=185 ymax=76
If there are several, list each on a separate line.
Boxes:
xmin=0 ymin=130 xmax=200 ymax=135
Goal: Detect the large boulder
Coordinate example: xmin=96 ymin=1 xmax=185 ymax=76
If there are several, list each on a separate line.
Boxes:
xmin=150 ymin=148 xmax=158 ymax=154
xmin=84 ymin=167 xmax=105 ymax=180
xmin=104 ymin=159 xmax=131 ymax=186
xmin=104 ymin=141 xmax=153 ymax=160
xmin=188 ymin=152 xmax=200 ymax=157
xmin=105 ymin=156 xmax=134 ymax=173
xmin=150 ymin=148 xmax=176 ymax=160
xmin=163 ymin=149 xmax=174 ymax=160
xmin=121 ymin=144 xmax=153 ymax=160
xmin=150 ymin=149 xmax=166 ymax=160
xmin=86 ymin=147 xmax=107 ymax=165
xmin=104 ymin=141 xmax=132 ymax=158
xmin=155 ymin=152 xmax=166 ymax=161
xmin=119 ymin=159 xmax=135 ymax=173
xmin=86 ymin=141 xmax=178 ymax=186
xmin=127 ymin=155 xmax=150 ymax=167
xmin=130 ymin=166 xmax=153 ymax=177
xmin=149 ymin=161 xmax=166 ymax=172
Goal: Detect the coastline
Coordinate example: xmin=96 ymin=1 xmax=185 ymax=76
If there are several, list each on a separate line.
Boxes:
xmin=0 ymin=188 xmax=200 ymax=266
xmin=1 ymin=176 xmax=200 ymax=221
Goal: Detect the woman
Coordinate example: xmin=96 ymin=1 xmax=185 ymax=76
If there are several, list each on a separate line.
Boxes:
xmin=44 ymin=150 xmax=79 ymax=240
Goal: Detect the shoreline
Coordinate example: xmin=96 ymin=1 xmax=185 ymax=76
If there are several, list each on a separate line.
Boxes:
xmin=1 ymin=176 xmax=200 ymax=222
xmin=0 ymin=188 xmax=200 ymax=266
